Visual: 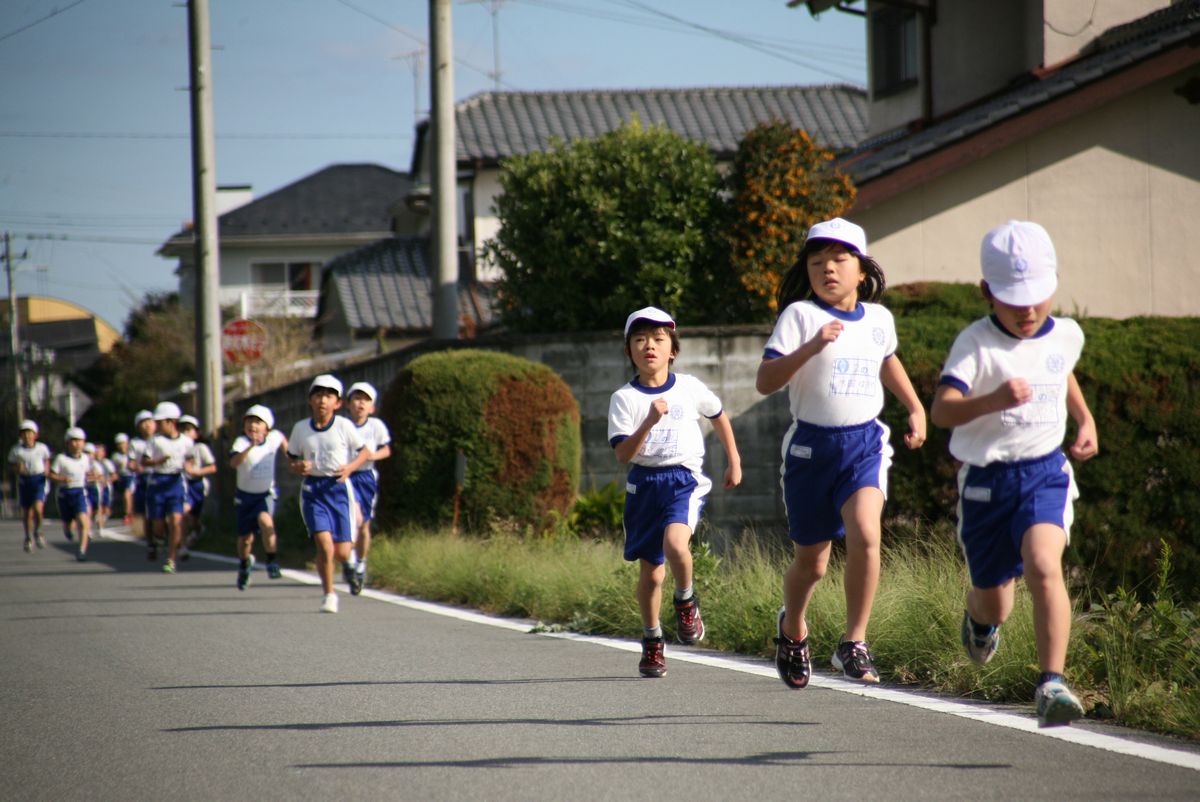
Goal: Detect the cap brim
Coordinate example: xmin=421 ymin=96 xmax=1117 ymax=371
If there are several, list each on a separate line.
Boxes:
xmin=989 ymin=275 xmax=1057 ymax=306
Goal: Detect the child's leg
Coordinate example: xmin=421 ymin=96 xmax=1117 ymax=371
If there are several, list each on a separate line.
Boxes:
xmin=661 ymin=523 xmax=693 ymax=593
xmin=841 ymin=487 xmax=885 ymax=642
xmin=165 ymin=513 xmax=183 ymax=561
xmin=260 ymin=514 xmax=277 ymax=554
xmin=356 ymin=519 xmax=372 ymax=569
xmin=966 ymin=578 xmax=1016 ymax=628
xmin=637 ymin=559 xmax=666 ymax=631
xmin=238 ymin=533 xmax=254 ymax=561
xmin=77 ymin=513 xmax=90 ymax=553
xmin=1021 ymin=524 xmax=1071 ymax=674
xmin=34 ymin=500 xmax=43 ymax=534
xmin=22 ymin=505 xmax=33 ymax=539
xmin=313 ymin=531 xmax=335 ymax=593
xmin=782 ymin=541 xmax=832 ymax=640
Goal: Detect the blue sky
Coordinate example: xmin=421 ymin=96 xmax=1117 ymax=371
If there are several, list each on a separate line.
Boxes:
xmin=0 ymin=0 xmax=864 ymax=332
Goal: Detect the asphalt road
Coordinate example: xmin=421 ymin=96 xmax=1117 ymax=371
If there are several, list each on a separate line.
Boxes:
xmin=2 ymin=519 xmax=1198 ymax=801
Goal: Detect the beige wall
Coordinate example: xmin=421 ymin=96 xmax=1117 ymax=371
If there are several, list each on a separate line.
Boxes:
xmin=1043 ymin=0 xmax=1169 ymax=66
xmin=471 ymin=168 xmax=505 ymax=282
xmin=855 ymin=67 xmax=1200 ymax=318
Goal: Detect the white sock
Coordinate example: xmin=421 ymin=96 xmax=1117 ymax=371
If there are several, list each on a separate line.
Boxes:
xmin=356 ymin=557 xmax=366 ymax=574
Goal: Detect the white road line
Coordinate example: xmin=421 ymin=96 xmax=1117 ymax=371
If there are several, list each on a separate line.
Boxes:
xmin=106 ymin=530 xmax=1200 ymax=771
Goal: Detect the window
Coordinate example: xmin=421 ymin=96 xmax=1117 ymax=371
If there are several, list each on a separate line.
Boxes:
xmin=871 ymin=6 xmax=919 ymax=97
xmin=251 ymin=261 xmax=317 ymax=290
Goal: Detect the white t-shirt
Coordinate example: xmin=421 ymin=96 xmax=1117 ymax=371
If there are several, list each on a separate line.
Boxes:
xmin=350 ymin=416 xmax=391 ymax=474
xmin=51 ymin=453 xmax=91 ymax=489
xmin=190 ymin=442 xmax=216 ymax=471
xmin=145 ymin=434 xmax=193 ymax=475
xmin=9 ymin=442 xmax=51 ymax=476
xmin=607 ymin=373 xmax=722 ymax=474
xmin=287 ymin=416 xmax=365 ymax=478
xmin=129 ymin=438 xmax=149 ymax=472
xmin=939 ymin=315 xmax=1084 ymax=466
xmin=230 ymin=429 xmax=285 ymax=494
xmin=112 ymin=451 xmax=131 ymax=477
xmin=763 ymin=299 xmax=898 ymax=427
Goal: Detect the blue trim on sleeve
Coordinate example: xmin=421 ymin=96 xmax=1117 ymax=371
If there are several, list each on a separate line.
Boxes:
xmin=938 ymin=376 xmax=970 ymax=394
xmin=705 ymin=408 xmax=724 ymax=420
xmin=763 ymin=348 xmax=784 ymax=360
xmin=884 ymin=351 xmax=895 ymax=360
xmin=609 ymin=435 xmax=628 ymax=448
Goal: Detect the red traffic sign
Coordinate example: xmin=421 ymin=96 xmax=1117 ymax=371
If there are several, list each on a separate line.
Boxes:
xmin=221 ymin=318 xmax=268 ymax=366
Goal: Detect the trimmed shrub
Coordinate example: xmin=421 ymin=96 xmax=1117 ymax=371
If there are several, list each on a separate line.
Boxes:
xmin=880 ymin=282 xmax=1200 ymax=600
xmin=377 ymin=349 xmax=581 ymax=532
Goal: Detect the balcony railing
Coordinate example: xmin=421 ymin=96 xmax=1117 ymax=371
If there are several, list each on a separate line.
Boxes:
xmin=219 ymin=287 xmax=321 ymax=319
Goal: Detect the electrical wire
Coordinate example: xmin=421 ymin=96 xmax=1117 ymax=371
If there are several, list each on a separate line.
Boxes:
xmin=0 ymin=131 xmax=409 ymax=141
xmin=0 ymin=0 xmax=90 ymax=45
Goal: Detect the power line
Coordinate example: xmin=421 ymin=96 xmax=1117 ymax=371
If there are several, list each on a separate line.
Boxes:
xmin=0 ymin=0 xmax=90 ymax=45
xmin=16 ymin=232 xmax=162 ymax=246
xmin=0 ymin=130 xmax=410 ymax=141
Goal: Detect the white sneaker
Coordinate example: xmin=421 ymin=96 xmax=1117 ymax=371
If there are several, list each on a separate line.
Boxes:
xmin=320 ymin=593 xmax=339 ymax=614
xmin=1035 ymin=680 xmax=1084 ymax=727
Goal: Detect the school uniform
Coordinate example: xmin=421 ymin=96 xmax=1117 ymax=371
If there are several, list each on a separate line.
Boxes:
xmin=607 ymin=373 xmax=722 ymax=565
xmin=85 ymin=455 xmax=104 ymax=512
xmin=9 ymin=442 xmax=51 ymax=509
xmin=186 ymin=441 xmax=216 ymax=516
xmin=144 ymin=434 xmax=192 ymax=520
xmin=348 ymin=416 xmax=391 ymax=523
xmin=129 ymin=437 xmax=149 ymax=515
xmin=939 ymin=315 xmax=1084 ymax=588
xmin=51 ymin=453 xmax=91 ymax=521
xmin=287 ymin=417 xmax=364 ymax=542
xmin=230 ymin=430 xmax=285 ymax=536
xmin=763 ymin=298 xmax=898 ymax=545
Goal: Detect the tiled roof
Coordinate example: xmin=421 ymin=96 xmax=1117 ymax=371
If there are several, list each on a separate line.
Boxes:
xmin=318 ymin=237 xmax=497 ymax=333
xmin=430 ymin=84 xmax=867 ymax=167
xmin=841 ymin=0 xmax=1200 ymax=184
xmin=162 ymin=164 xmax=410 ymax=244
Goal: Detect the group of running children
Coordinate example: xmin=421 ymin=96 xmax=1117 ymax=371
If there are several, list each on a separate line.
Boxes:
xmin=9 ymin=217 xmax=1096 ymax=728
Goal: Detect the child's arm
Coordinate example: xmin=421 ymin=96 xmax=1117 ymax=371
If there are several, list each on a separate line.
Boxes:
xmin=613 ymin=399 xmax=667 ymax=464
xmin=1066 ymin=372 xmax=1099 ymax=461
xmin=334 ymin=447 xmax=371 ymax=480
xmin=931 ymin=378 xmax=1032 ymax=429
xmin=880 ymin=356 xmax=927 ymax=449
xmin=755 ymin=322 xmax=843 ymax=395
xmin=709 ymin=412 xmax=742 ymax=489
xmin=369 ymin=444 xmax=391 ymax=462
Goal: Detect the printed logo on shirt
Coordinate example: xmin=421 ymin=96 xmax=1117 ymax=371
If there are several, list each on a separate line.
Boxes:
xmin=640 ymin=428 xmax=680 ymax=459
xmin=829 ymin=357 xmax=880 ymax=398
xmin=789 ymin=444 xmax=813 ymax=459
xmin=669 ymin=404 xmax=684 ymax=421
xmin=1046 ymin=353 xmax=1066 ymax=374
xmin=1000 ymin=384 xmax=1061 ymax=427
xmin=872 ymin=327 xmax=885 ymax=346
xmin=963 ymin=485 xmax=992 ymax=503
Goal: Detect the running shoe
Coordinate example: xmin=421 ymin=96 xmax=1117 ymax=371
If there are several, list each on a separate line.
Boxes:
xmin=237 ymin=556 xmax=256 ymax=591
xmin=961 ymin=609 xmax=1000 ymax=665
xmin=162 ymin=559 xmax=176 ymax=574
xmin=774 ymin=608 xmax=811 ymax=689
xmin=832 ymin=639 xmax=881 ymax=684
xmin=320 ymin=593 xmax=339 ymax=614
xmin=1035 ymin=680 xmax=1085 ymax=727
xmin=342 ymin=562 xmax=358 ymax=593
xmin=349 ymin=568 xmax=364 ymax=596
xmin=23 ymin=539 xmax=32 ymax=553
xmin=76 ymin=550 xmax=87 ymax=562
xmin=266 ymin=561 xmax=282 ymax=580
xmin=673 ymin=594 xmax=705 ymax=644
xmin=35 ymin=534 xmax=46 ymax=549
xmin=638 ymin=636 xmax=666 ymax=678
xmin=354 ymin=567 xmax=366 ymax=594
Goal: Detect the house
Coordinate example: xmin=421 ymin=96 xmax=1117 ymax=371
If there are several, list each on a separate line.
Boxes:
xmin=158 ymin=164 xmax=419 ymax=319
xmin=314 ymin=236 xmax=498 ymax=352
xmin=406 ymin=85 xmax=869 ymax=281
xmin=800 ymin=0 xmax=1200 ymax=317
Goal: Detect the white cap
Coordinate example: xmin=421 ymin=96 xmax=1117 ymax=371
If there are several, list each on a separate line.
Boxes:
xmin=18 ymin=419 xmax=38 ymax=433
xmin=806 ymin=217 xmax=868 ymax=256
xmin=153 ymin=401 xmax=182 ymax=421
xmin=114 ymin=433 xmax=129 ymax=444
xmin=309 ymin=374 xmax=343 ymax=397
xmin=84 ymin=442 xmax=96 ymax=454
xmin=347 ymin=381 xmax=377 ymax=402
xmin=65 ymin=426 xmax=86 ymax=441
xmin=243 ymin=404 xmax=275 ymax=429
xmin=623 ymin=306 xmax=676 ymax=338
xmin=178 ymin=415 xmax=200 ymax=428
xmin=981 ymin=220 xmax=1058 ymax=306
xmin=134 ymin=410 xmax=154 ymax=426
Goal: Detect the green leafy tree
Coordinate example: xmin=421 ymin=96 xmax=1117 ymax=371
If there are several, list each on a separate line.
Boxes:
xmin=727 ymin=121 xmax=856 ymax=319
xmin=485 ymin=119 xmax=727 ymax=332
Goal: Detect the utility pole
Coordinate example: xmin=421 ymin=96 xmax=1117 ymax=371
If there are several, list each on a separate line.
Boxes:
xmin=187 ymin=0 xmax=224 ymax=435
xmin=430 ymin=0 xmax=459 ymax=340
xmin=3 ymin=232 xmax=24 ymax=421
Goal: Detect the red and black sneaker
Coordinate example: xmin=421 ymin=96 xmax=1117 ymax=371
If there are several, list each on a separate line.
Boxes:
xmin=774 ymin=607 xmax=811 ymax=689
xmin=673 ymin=594 xmax=706 ymax=644
xmin=832 ymin=639 xmax=880 ymax=684
xmin=638 ymin=636 xmax=666 ymax=678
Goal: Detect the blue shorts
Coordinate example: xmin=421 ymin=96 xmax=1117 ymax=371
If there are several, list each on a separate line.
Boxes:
xmin=101 ymin=486 xmax=111 ymax=508
xmin=622 ymin=464 xmax=711 ymax=565
xmin=956 ymin=450 xmax=1077 ymax=589
xmin=300 ymin=477 xmax=356 ymax=543
xmin=132 ymin=476 xmax=147 ymax=515
xmin=235 ymin=489 xmax=275 ymax=536
xmin=781 ymin=419 xmax=892 ymax=545
xmin=113 ymin=475 xmax=130 ymax=495
xmin=86 ymin=486 xmax=100 ymax=512
xmin=187 ymin=478 xmax=206 ymax=515
xmin=146 ymin=473 xmax=186 ymax=520
xmin=57 ymin=487 xmax=90 ymax=522
xmin=349 ymin=470 xmax=378 ymax=522
xmin=18 ymin=475 xmax=48 ymax=509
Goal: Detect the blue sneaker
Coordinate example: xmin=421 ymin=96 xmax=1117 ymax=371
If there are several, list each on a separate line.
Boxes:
xmin=266 ymin=561 xmax=282 ymax=580
xmin=237 ymin=556 xmax=255 ymax=591
xmin=1036 ymin=680 xmax=1085 ymax=727
xmin=961 ymin=610 xmax=1000 ymax=665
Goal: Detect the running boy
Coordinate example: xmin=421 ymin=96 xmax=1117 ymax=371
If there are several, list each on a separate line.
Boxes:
xmin=757 ymin=218 xmax=925 ymax=688
xmin=129 ymin=410 xmax=156 ymax=547
xmin=9 ymin=420 xmax=51 ymax=552
xmin=288 ymin=375 xmax=369 ymax=613
xmin=179 ymin=414 xmax=217 ymax=556
xmin=608 ymin=307 xmax=742 ymax=678
xmin=111 ymin=433 xmax=133 ymax=523
xmin=142 ymin=402 xmax=193 ymax=573
xmin=344 ymin=381 xmax=391 ymax=595
xmin=50 ymin=427 xmax=96 ymax=560
xmin=229 ymin=404 xmax=289 ymax=590
xmin=931 ymin=220 xmax=1098 ymax=727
